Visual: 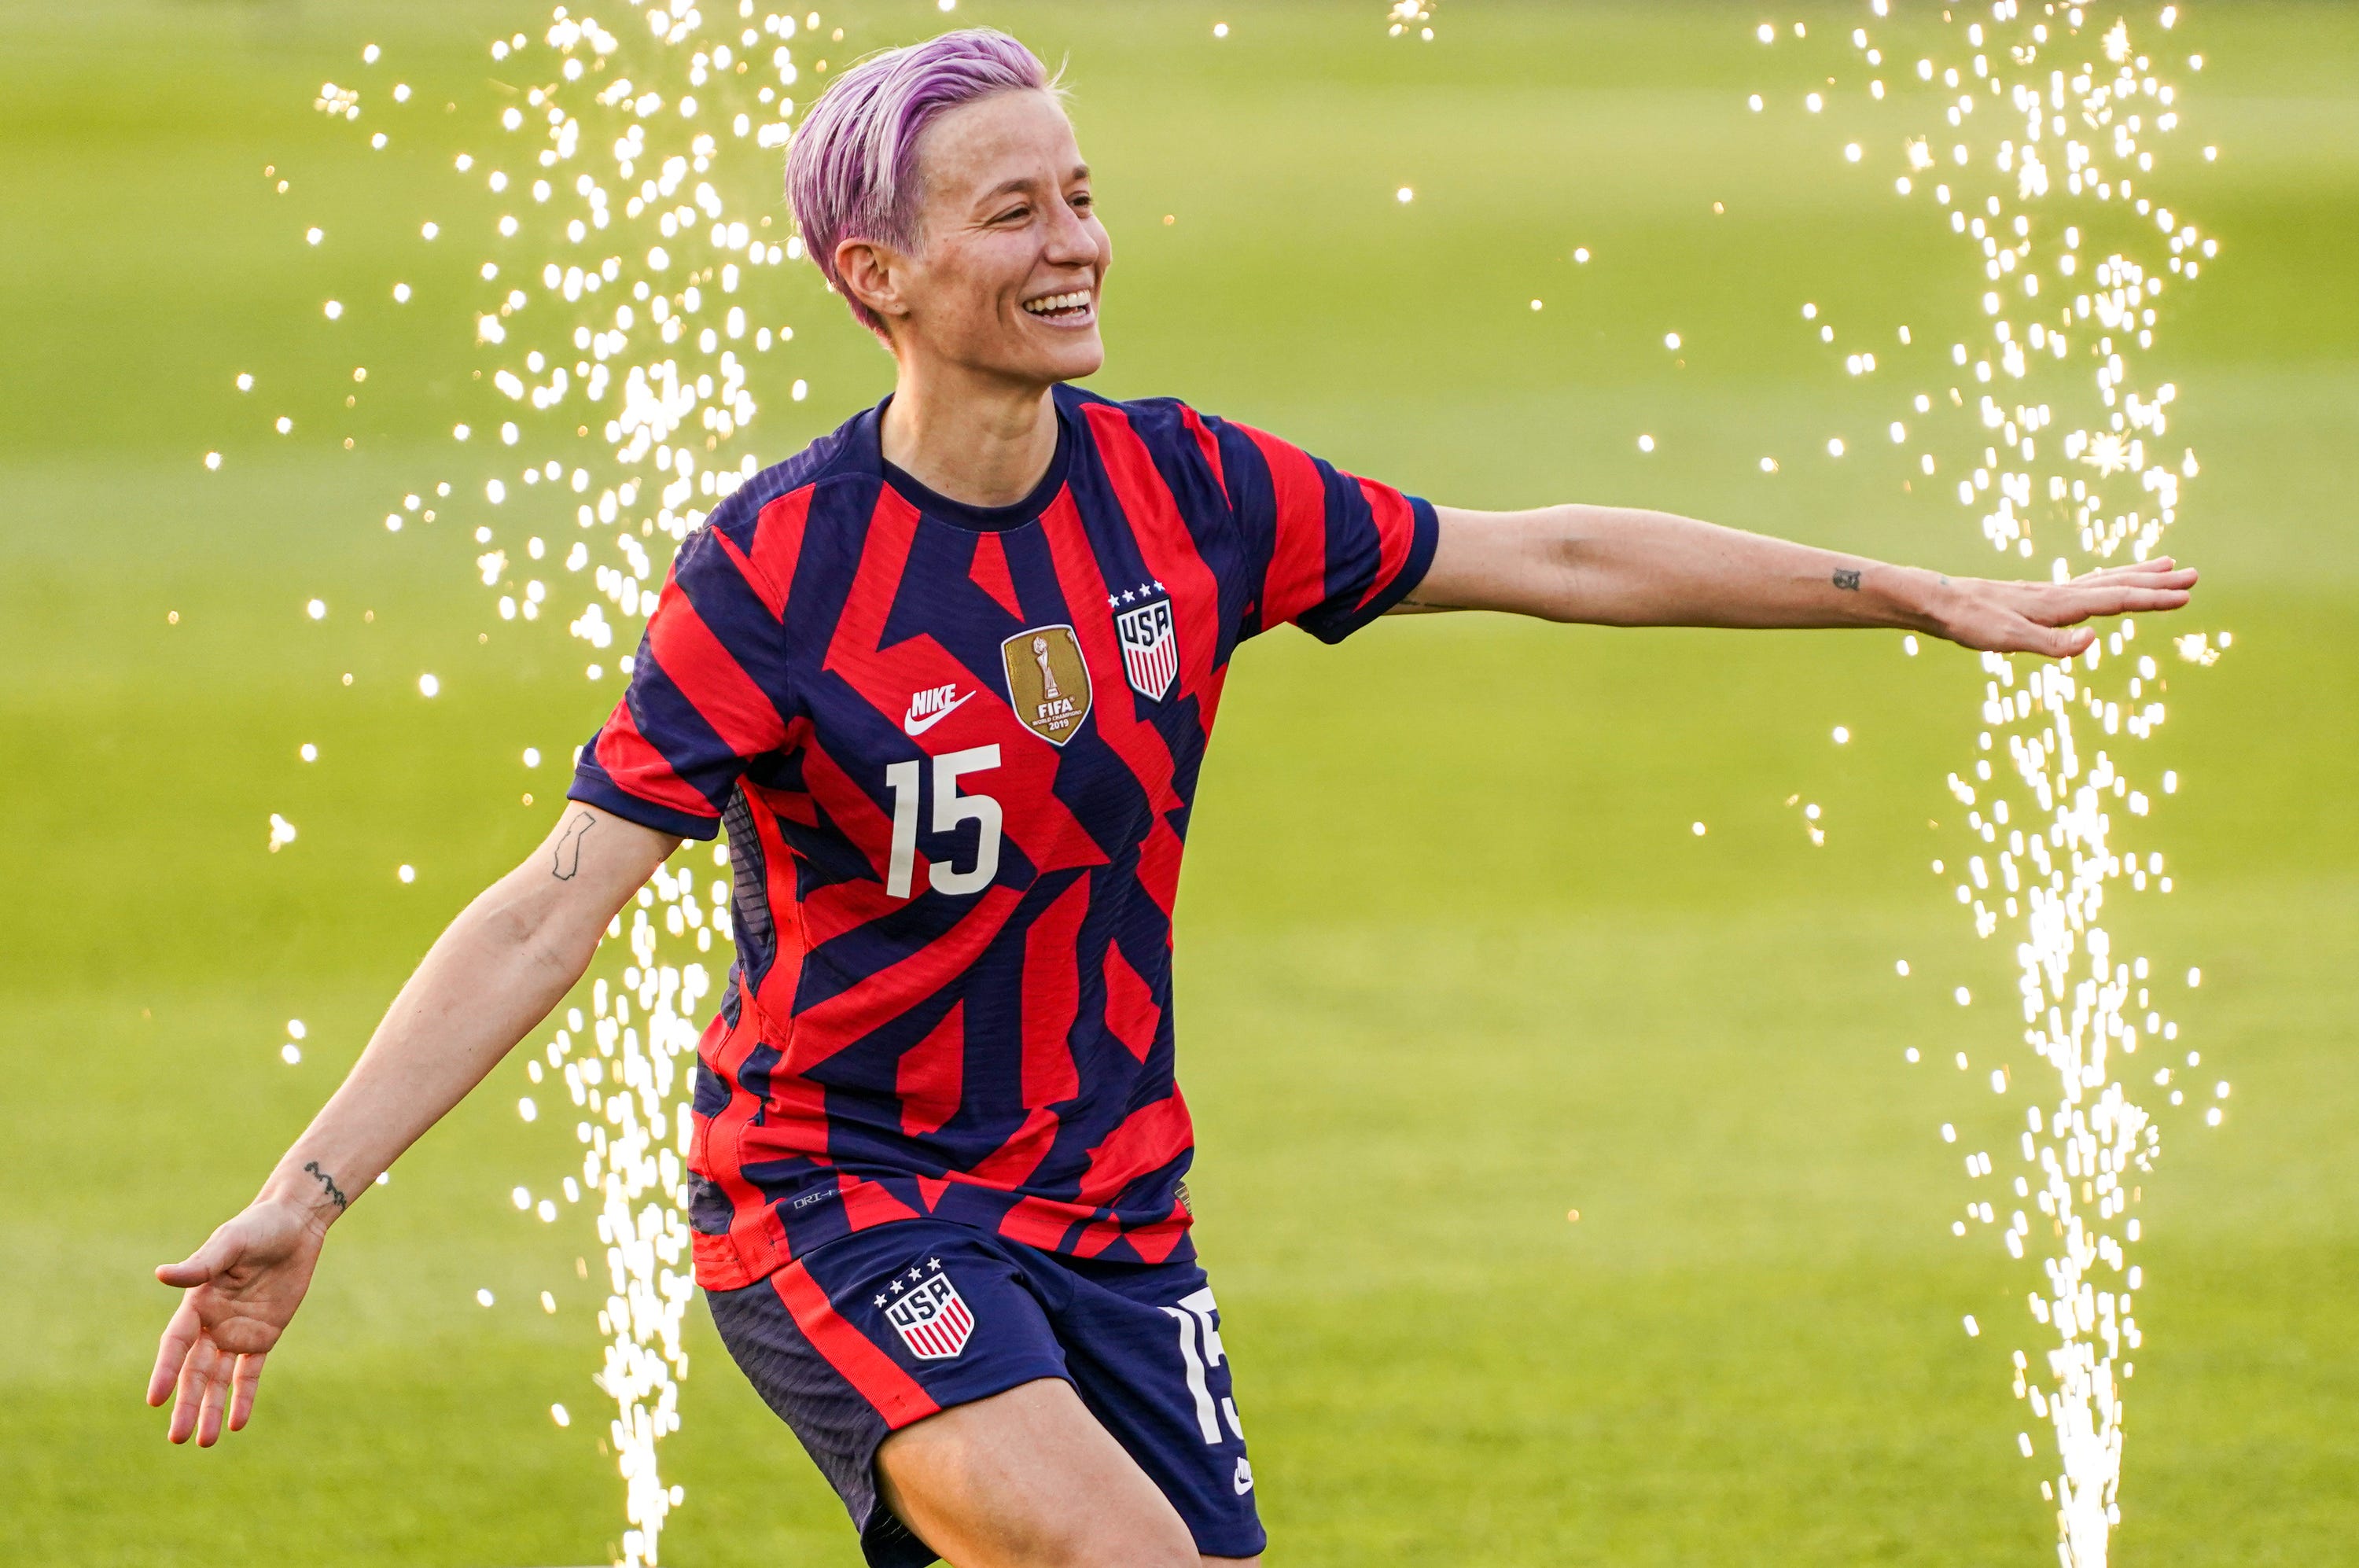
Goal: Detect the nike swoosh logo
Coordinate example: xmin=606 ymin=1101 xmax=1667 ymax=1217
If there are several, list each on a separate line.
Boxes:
xmin=903 ymin=690 xmax=974 ymax=735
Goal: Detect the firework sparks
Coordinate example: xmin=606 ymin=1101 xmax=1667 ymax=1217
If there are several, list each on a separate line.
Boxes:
xmin=1771 ymin=3 xmax=2227 ymax=1559
xmin=1386 ymin=2 xmax=1437 ymax=42
xmin=259 ymin=3 xmax=830 ymax=1559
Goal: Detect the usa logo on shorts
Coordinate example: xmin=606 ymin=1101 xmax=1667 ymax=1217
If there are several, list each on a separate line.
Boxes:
xmin=883 ymin=1263 xmax=974 ymax=1360
xmin=1114 ymin=594 xmax=1177 ymax=701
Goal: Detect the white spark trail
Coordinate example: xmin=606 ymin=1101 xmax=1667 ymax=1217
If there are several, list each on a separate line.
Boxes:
xmin=1793 ymin=3 xmax=2228 ymax=1559
xmin=266 ymin=4 xmax=829 ymax=1560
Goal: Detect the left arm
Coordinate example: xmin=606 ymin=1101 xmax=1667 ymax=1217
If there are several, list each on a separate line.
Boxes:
xmin=1398 ymin=503 xmax=2197 ymax=657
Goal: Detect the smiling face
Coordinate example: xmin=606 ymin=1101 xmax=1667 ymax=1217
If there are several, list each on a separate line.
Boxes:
xmin=836 ymin=90 xmax=1110 ymax=388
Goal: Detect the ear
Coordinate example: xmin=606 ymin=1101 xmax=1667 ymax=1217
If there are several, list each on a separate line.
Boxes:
xmin=835 ymin=237 xmax=912 ymax=328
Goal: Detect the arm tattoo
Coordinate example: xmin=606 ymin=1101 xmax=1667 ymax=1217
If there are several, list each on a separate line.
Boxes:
xmin=1831 ymin=569 xmax=1863 ymax=591
xmin=552 ymin=810 xmax=595 ymax=881
xmin=302 ymin=1160 xmax=350 ymax=1210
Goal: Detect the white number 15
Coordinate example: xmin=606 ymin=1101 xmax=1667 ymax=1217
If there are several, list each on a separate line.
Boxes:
xmin=884 ymin=745 xmax=1003 ymax=899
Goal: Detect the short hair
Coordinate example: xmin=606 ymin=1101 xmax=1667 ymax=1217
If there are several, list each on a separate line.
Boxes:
xmin=786 ymin=28 xmax=1061 ymax=339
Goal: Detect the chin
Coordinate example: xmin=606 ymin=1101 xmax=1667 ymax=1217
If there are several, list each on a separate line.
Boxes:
xmin=1012 ymin=333 xmax=1104 ymax=386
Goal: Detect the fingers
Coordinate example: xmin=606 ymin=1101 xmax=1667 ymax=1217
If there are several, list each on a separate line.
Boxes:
xmin=2047 ymin=624 xmax=2096 ymax=659
xmin=1963 ymin=617 xmax=2092 ymax=660
xmin=148 ymin=1297 xmax=202 ymax=1408
xmin=197 ymin=1353 xmax=230 ymax=1448
xmin=168 ymin=1335 xmax=222 ymax=1445
xmin=2071 ymin=562 xmax=2198 ymax=590
xmin=2016 ymin=584 xmax=2193 ymax=630
xmin=229 ymin=1351 xmax=267 ymax=1433
xmin=2063 ymin=586 xmax=2195 ymax=623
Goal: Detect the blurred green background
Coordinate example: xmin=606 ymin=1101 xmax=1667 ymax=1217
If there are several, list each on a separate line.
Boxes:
xmin=3 ymin=1 xmax=2353 ymax=1562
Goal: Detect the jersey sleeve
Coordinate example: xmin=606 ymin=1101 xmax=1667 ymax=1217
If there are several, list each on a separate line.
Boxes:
xmin=568 ymin=520 xmax=793 ymax=840
xmin=1202 ymin=415 xmax=1438 ymax=644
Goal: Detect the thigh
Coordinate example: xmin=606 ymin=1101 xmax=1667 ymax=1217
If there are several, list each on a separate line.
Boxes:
xmin=876 ymin=1377 xmax=1202 ymax=1568
xmin=1051 ymin=1259 xmax=1266 ymax=1562
xmin=706 ymin=1223 xmax=1076 ymax=1566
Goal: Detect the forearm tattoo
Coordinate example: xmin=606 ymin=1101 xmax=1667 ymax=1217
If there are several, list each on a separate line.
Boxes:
xmin=552 ymin=810 xmax=595 ymax=881
xmin=302 ymin=1160 xmax=350 ymax=1210
xmin=1831 ymin=569 xmax=1862 ymax=591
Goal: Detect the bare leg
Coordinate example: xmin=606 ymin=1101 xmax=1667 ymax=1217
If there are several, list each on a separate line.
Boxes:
xmin=874 ymin=1377 xmax=1260 ymax=1568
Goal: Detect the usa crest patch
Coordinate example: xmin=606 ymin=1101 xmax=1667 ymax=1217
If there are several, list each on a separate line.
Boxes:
xmin=1114 ymin=596 xmax=1177 ymax=701
xmin=883 ymin=1263 xmax=974 ymax=1360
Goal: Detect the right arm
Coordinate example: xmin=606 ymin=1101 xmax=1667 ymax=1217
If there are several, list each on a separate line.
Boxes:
xmin=145 ymin=801 xmax=680 ymax=1445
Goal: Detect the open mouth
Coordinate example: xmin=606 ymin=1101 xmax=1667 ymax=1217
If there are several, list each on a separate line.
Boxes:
xmin=1021 ymin=289 xmax=1095 ymax=326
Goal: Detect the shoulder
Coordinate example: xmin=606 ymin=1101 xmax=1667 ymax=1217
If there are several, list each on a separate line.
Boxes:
xmin=690 ymin=404 xmax=885 ymax=604
xmin=1056 ymin=385 xmax=1231 ymax=483
xmin=1058 ymin=383 xmax=1216 ymax=444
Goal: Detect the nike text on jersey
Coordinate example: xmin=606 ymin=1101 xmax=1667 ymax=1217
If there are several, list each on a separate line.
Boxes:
xmin=904 ymin=683 xmax=974 ymax=735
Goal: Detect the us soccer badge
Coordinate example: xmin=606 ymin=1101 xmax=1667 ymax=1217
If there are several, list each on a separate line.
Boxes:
xmin=1000 ymin=623 xmax=1092 ymax=745
xmin=883 ymin=1262 xmax=975 ymax=1361
xmin=1114 ymin=594 xmax=1178 ymax=701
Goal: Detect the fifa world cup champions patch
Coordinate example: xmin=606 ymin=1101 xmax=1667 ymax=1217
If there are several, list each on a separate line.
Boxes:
xmin=883 ymin=1261 xmax=976 ymax=1360
xmin=1000 ymin=624 xmax=1092 ymax=745
xmin=1114 ymin=594 xmax=1178 ymax=701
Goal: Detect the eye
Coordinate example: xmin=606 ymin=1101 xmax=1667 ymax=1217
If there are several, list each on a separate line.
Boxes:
xmin=993 ymin=204 xmax=1029 ymax=225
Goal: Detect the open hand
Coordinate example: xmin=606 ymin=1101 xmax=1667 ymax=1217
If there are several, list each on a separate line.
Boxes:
xmin=1932 ymin=558 xmax=2199 ymax=658
xmin=147 ymin=1199 xmax=326 ymax=1445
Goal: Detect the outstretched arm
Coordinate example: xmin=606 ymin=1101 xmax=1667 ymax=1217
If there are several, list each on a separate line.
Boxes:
xmin=1398 ymin=503 xmax=2197 ymax=657
xmin=146 ymin=802 xmax=680 ymax=1445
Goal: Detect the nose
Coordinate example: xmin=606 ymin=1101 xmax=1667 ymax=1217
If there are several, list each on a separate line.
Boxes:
xmin=1042 ymin=196 xmax=1100 ymax=269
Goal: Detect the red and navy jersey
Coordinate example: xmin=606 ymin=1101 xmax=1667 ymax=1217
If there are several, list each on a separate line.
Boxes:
xmin=569 ymin=384 xmax=1435 ymax=1289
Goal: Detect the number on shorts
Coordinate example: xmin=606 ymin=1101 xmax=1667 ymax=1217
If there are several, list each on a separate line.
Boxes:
xmin=1162 ymin=1287 xmax=1246 ymax=1446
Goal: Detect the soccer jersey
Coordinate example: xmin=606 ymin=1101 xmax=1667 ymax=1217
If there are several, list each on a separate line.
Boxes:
xmin=569 ymin=384 xmax=1436 ymax=1290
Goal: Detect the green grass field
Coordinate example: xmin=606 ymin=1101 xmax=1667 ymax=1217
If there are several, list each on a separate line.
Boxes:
xmin=4 ymin=2 xmax=2355 ymax=1562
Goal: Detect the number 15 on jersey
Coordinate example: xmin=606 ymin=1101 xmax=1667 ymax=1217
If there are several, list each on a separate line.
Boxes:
xmin=883 ymin=745 xmax=1003 ymax=899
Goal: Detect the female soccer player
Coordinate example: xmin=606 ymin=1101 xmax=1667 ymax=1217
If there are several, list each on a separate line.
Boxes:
xmin=149 ymin=28 xmax=2196 ymax=1568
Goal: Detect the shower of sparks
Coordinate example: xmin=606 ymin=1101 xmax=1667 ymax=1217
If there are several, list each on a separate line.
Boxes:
xmin=1765 ymin=3 xmax=2227 ymax=1559
xmin=256 ymin=5 xmax=827 ymax=1561
xmin=1386 ymin=2 xmax=1437 ymax=41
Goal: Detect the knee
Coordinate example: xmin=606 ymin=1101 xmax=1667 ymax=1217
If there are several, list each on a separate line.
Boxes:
xmin=1049 ymin=1515 xmax=1199 ymax=1568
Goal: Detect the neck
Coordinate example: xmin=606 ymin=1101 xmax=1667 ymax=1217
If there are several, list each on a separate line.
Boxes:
xmin=878 ymin=355 xmax=1059 ymax=509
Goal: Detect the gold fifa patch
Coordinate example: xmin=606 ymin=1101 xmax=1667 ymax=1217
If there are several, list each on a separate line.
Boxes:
xmin=1000 ymin=624 xmax=1091 ymax=746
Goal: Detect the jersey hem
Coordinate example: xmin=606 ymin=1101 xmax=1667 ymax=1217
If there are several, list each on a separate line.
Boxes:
xmin=1300 ymin=491 xmax=1441 ymax=643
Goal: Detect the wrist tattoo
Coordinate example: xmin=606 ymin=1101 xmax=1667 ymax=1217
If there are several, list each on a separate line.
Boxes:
xmin=1831 ymin=569 xmax=1862 ymax=591
xmin=552 ymin=810 xmax=595 ymax=881
xmin=302 ymin=1160 xmax=350 ymax=1210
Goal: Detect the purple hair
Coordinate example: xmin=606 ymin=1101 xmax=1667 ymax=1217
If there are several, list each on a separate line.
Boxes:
xmin=786 ymin=28 xmax=1062 ymax=339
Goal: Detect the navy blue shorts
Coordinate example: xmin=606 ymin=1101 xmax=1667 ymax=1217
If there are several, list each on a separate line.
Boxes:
xmin=705 ymin=1220 xmax=1264 ymax=1566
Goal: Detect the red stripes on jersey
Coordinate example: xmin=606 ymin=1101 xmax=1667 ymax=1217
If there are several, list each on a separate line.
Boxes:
xmin=1240 ymin=425 xmax=1334 ymax=628
xmin=1356 ymin=479 xmax=1420 ymax=618
xmin=1102 ymin=940 xmax=1161 ymax=1062
xmin=896 ymin=1001 xmax=966 ymax=1137
xmin=646 ymin=589 xmax=786 ymax=762
xmin=593 ymin=697 xmax=712 ymax=820
xmin=741 ymin=488 xmax=811 ymax=618
xmin=785 ymin=885 xmax=1025 ymax=1076
xmin=969 ymin=529 xmax=1023 ymax=619
xmin=1020 ymin=878 xmax=1089 ymax=1108
xmin=1076 ymin=1089 xmax=1194 ymax=1209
